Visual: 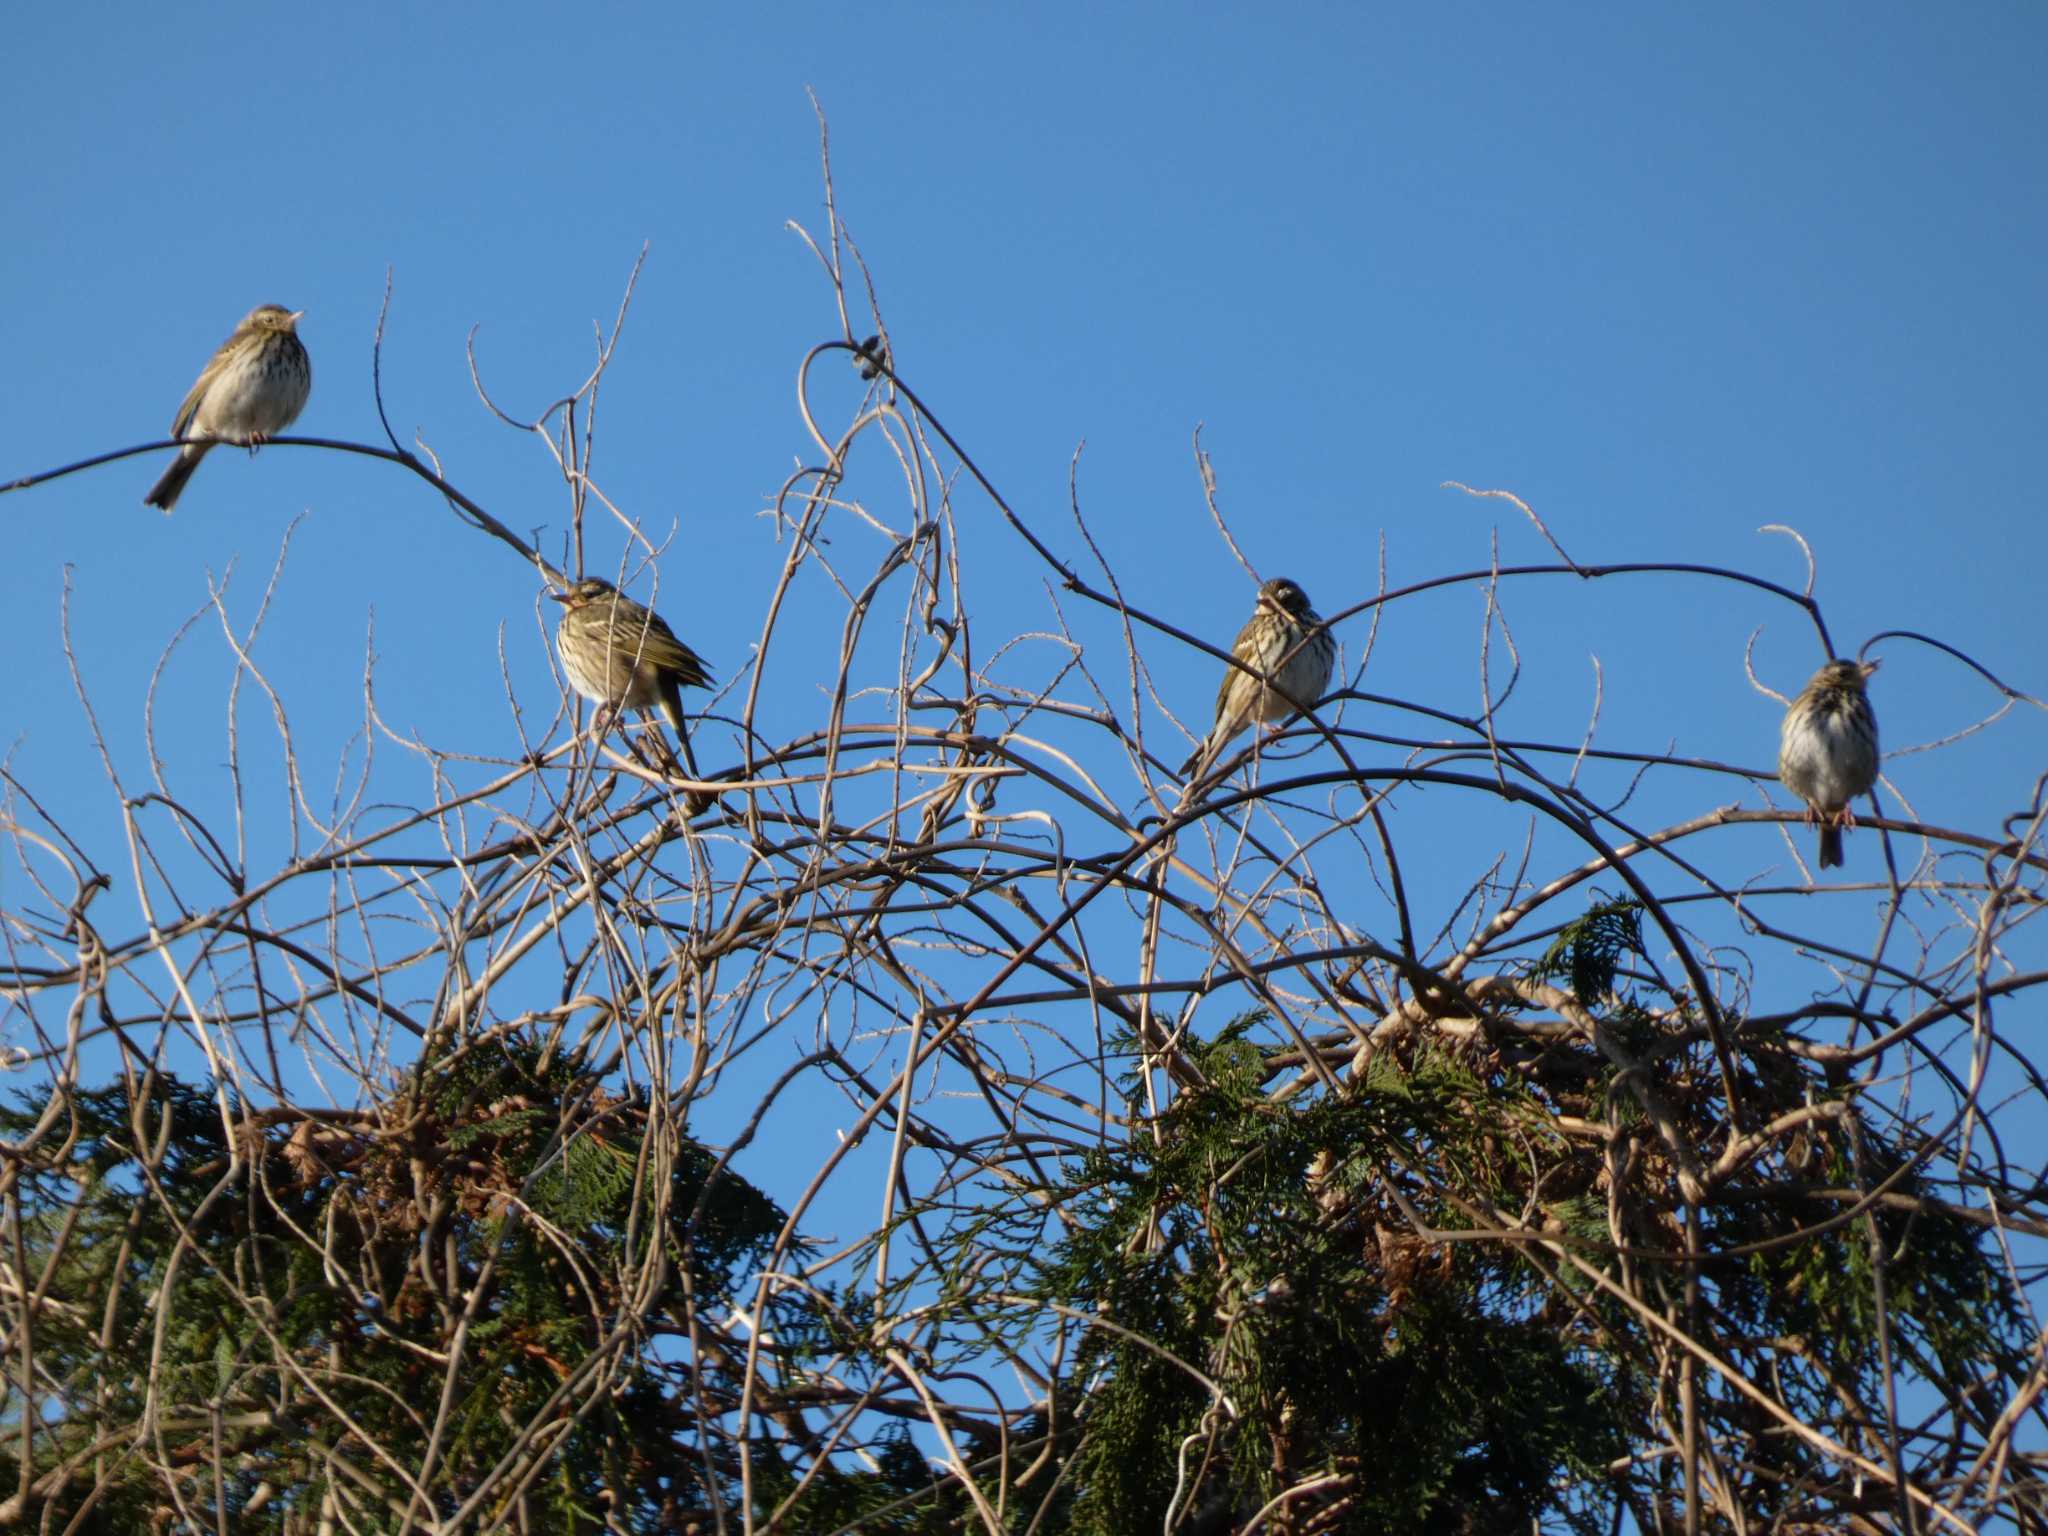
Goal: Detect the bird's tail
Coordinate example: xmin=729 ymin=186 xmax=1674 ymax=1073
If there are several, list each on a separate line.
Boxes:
xmin=658 ymin=689 xmax=711 ymax=814
xmin=1818 ymin=823 xmax=1845 ymax=869
xmin=144 ymin=444 xmax=209 ymax=513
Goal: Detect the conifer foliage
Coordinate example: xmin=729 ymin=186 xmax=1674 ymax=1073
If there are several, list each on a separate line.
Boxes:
xmin=3 ymin=135 xmax=2045 ymax=1533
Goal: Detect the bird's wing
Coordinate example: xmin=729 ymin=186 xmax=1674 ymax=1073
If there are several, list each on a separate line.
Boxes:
xmin=170 ymin=335 xmax=241 ymax=437
xmin=619 ymin=606 xmax=714 ymax=690
xmin=1209 ymin=670 xmax=1237 ymax=730
xmin=1211 ymin=611 xmax=1264 ymax=723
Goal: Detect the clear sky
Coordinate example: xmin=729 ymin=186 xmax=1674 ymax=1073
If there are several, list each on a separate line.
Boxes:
xmin=5 ymin=0 xmax=2045 ymax=1324
xmin=8 ymin=5 xmax=2042 ymax=769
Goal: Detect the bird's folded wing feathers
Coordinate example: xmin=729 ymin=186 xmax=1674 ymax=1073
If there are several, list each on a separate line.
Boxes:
xmin=171 ymin=345 xmax=234 ymax=437
xmin=1215 ymin=613 xmax=1266 ymax=718
xmin=170 ymin=375 xmax=210 ymax=438
xmin=627 ymin=611 xmax=713 ymax=687
xmin=1211 ymin=666 xmax=1238 ymax=724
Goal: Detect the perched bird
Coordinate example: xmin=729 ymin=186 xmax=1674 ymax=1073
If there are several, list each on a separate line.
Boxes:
xmin=144 ymin=304 xmax=312 ymax=513
xmin=1179 ymin=577 xmax=1336 ymax=777
xmin=853 ymin=333 xmax=890 ymax=381
xmin=1777 ymin=657 xmax=1880 ymax=868
xmin=551 ymin=576 xmax=713 ymax=774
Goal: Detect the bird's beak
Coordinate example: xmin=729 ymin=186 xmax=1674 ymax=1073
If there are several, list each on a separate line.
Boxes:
xmin=1860 ymin=658 xmax=1881 ymax=679
xmin=287 ymin=311 xmax=305 ymax=327
xmin=548 ymin=591 xmax=572 ymax=605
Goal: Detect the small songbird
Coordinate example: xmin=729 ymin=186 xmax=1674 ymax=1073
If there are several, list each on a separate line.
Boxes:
xmin=1777 ymin=657 xmax=1880 ymax=868
xmin=551 ymin=577 xmax=713 ymax=773
xmin=852 ymin=333 xmax=889 ymax=381
xmin=144 ymin=304 xmax=312 ymax=513
xmin=1179 ymin=577 xmax=1336 ymax=777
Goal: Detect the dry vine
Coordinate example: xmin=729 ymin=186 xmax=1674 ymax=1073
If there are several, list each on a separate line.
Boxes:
xmin=2 ymin=116 xmax=2046 ymax=1536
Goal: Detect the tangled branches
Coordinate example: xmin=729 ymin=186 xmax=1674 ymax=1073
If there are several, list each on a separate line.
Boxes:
xmin=3 ymin=139 xmax=2047 ymax=1536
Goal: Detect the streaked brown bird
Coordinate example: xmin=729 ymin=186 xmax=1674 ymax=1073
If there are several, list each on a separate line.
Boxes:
xmin=1179 ymin=576 xmax=1336 ymax=777
xmin=551 ymin=576 xmax=713 ymax=776
xmin=144 ymin=304 xmax=312 ymax=513
xmin=1777 ymin=657 xmax=1880 ymax=868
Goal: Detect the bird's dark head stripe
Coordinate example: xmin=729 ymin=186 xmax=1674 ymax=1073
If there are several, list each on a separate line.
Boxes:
xmin=556 ymin=577 xmax=621 ymax=608
xmin=1816 ymin=657 xmax=1876 ymax=693
xmin=1259 ymin=577 xmax=1314 ymax=619
xmin=243 ymin=304 xmax=302 ymax=334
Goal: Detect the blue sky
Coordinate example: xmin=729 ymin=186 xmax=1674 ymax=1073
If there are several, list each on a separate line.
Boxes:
xmin=10 ymin=4 xmax=2039 ymax=729
xmin=7 ymin=7 xmax=2042 ymax=758
xmin=4 ymin=3 xmax=2046 ymax=1471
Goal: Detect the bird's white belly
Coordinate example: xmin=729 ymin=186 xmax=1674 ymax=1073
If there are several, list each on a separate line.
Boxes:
xmin=1254 ymin=644 xmax=1327 ymax=723
xmin=1781 ymin=711 xmax=1874 ymax=812
xmin=197 ymin=351 xmax=304 ymax=439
